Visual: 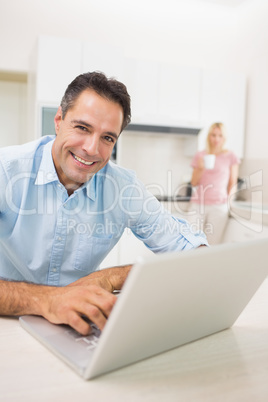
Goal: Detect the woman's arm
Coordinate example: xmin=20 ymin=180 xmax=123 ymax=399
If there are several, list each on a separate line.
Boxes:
xmin=227 ymin=164 xmax=239 ymax=195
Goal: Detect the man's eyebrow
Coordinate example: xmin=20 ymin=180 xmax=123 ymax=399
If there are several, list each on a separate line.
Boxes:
xmin=71 ymin=119 xmax=119 ymax=140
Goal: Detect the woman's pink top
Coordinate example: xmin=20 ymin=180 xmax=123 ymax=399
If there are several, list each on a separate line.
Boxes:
xmin=191 ymin=150 xmax=240 ymax=205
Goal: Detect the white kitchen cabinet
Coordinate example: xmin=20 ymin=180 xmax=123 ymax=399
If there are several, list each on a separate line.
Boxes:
xmin=32 ymin=36 xmax=125 ymax=106
xmin=28 ymin=36 xmax=82 ymax=140
xmin=123 ymin=59 xmax=201 ymax=127
xmin=0 ymin=80 xmax=27 ymax=146
xmin=158 ymin=63 xmax=201 ymax=126
xmin=199 ymin=69 xmax=246 ymax=158
xmin=82 ymin=42 xmax=124 ymax=82
xmin=29 ymin=35 xmax=246 ymax=156
xmin=29 ymin=36 xmax=127 ymax=140
xmin=35 ymin=36 xmax=82 ymax=105
xmin=122 ymin=62 xmax=246 ymax=158
xmin=222 ymin=217 xmax=268 ymax=243
xmin=123 ymin=58 xmax=159 ymax=124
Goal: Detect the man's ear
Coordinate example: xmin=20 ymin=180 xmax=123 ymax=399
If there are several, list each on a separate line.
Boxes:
xmin=54 ymin=106 xmax=63 ymax=135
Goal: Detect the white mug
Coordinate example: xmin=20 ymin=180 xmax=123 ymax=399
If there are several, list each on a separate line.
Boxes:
xmin=204 ymin=154 xmax=216 ymax=170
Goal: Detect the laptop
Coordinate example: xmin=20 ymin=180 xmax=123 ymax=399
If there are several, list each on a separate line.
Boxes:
xmin=20 ymin=238 xmax=268 ymax=380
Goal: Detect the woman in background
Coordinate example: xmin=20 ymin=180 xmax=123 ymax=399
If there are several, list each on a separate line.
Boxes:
xmin=188 ymin=122 xmax=240 ymax=245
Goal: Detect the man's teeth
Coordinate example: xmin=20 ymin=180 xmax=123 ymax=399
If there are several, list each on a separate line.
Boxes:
xmin=73 ymin=154 xmax=94 ymax=166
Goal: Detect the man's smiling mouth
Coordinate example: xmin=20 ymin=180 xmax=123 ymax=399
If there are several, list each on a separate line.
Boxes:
xmin=71 ymin=152 xmax=94 ymax=166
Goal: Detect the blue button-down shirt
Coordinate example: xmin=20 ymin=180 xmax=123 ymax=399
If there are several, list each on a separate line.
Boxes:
xmin=0 ymin=136 xmax=207 ymax=286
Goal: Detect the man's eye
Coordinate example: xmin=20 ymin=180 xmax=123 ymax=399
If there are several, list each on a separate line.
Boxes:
xmin=105 ymin=136 xmax=115 ymax=143
xmin=76 ymin=125 xmax=87 ymax=132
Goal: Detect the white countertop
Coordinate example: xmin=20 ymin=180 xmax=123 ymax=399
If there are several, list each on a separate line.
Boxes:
xmin=1 ymin=278 xmax=268 ymax=401
xmin=230 ymin=201 xmax=268 ymax=226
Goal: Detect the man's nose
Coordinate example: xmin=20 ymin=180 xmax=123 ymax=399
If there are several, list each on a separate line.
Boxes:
xmin=83 ymin=134 xmax=100 ymax=155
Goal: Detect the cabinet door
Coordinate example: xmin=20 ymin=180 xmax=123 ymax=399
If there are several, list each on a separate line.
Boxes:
xmin=82 ymin=42 xmax=124 ymax=82
xmin=158 ymin=64 xmax=201 ymax=126
xmin=36 ymin=36 xmax=82 ymax=104
xmin=0 ymin=81 xmax=27 ymax=146
xmin=199 ymin=70 xmax=246 ymax=158
xmin=222 ymin=217 xmax=268 ymax=243
xmin=123 ymin=58 xmax=159 ymax=124
xmin=123 ymin=60 xmax=201 ymax=127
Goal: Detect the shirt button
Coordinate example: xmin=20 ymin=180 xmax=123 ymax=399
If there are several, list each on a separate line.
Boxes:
xmin=52 ymin=268 xmax=57 ymax=273
xmin=58 ymin=236 xmax=62 ymax=241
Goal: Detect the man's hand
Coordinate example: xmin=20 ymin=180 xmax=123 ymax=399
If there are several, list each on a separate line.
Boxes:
xmin=0 ymin=265 xmax=132 ymax=335
xmin=69 ymin=265 xmax=132 ymax=292
xmin=43 ymin=284 xmax=117 ymax=335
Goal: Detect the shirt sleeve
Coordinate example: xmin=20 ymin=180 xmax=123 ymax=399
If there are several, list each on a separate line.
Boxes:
xmin=229 ymin=151 xmax=241 ymax=166
xmin=0 ymin=160 xmax=8 ymax=214
xmin=121 ymin=177 xmax=208 ymax=252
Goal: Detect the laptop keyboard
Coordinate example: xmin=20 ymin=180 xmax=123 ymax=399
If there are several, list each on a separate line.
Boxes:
xmin=63 ymin=292 xmax=120 ymax=351
xmin=64 ymin=323 xmax=101 ymax=351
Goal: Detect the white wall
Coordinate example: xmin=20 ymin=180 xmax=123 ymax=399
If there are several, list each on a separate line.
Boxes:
xmin=0 ymin=81 xmax=27 ymax=147
xmin=0 ymin=0 xmax=268 ymax=158
xmin=118 ymin=132 xmax=193 ymax=195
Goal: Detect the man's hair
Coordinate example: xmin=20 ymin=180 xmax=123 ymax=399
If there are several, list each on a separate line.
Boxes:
xmin=60 ymin=71 xmax=131 ymax=132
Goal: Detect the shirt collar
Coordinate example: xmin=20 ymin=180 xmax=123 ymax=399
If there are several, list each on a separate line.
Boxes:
xmin=35 ymin=139 xmax=58 ymax=185
xmin=35 ymin=138 xmax=96 ymax=201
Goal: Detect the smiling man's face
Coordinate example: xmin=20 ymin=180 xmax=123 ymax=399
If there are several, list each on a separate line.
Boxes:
xmin=52 ymin=89 xmax=123 ymax=194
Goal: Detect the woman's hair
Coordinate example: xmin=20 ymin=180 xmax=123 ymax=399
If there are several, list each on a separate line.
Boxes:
xmin=60 ymin=71 xmax=131 ymax=132
xmin=206 ymin=122 xmax=227 ymax=153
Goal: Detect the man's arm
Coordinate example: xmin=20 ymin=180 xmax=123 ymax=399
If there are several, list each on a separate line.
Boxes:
xmin=0 ymin=265 xmax=132 ymax=335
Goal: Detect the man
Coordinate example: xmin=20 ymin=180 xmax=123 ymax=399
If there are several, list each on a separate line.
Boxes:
xmin=0 ymin=72 xmax=207 ymax=335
